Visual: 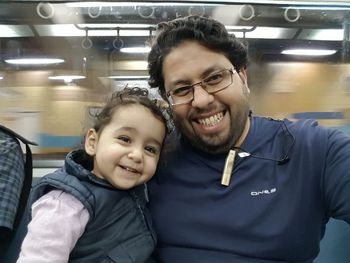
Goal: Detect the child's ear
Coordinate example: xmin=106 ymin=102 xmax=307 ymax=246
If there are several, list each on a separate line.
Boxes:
xmin=85 ymin=128 xmax=98 ymax=156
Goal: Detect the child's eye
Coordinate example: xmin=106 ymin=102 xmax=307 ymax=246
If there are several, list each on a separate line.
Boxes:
xmin=145 ymin=145 xmax=158 ymax=155
xmin=117 ymin=135 xmax=131 ymax=143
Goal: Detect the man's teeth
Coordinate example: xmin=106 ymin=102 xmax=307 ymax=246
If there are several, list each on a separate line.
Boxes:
xmin=198 ymin=112 xmax=224 ymax=126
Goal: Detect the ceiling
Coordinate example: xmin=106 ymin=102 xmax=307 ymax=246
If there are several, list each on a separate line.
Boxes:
xmin=0 ymin=1 xmax=349 ymax=78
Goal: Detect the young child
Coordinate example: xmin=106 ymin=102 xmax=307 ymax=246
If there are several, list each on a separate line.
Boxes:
xmin=17 ymin=87 xmax=168 ymax=262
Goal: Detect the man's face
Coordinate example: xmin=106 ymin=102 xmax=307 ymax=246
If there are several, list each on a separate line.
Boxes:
xmin=162 ymin=41 xmax=250 ymax=154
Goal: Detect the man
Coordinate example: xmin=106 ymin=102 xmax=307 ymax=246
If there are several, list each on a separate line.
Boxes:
xmin=147 ymin=15 xmax=350 ymax=262
xmin=0 ymin=127 xmax=25 ymax=240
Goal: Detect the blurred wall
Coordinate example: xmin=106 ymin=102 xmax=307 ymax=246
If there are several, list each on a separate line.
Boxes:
xmin=1 ymin=62 xmax=349 ymax=153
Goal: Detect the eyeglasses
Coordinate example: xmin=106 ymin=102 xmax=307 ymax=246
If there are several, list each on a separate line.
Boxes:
xmin=166 ymin=68 xmax=236 ymax=106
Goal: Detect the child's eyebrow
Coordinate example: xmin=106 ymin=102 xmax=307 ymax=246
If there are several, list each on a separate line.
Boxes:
xmin=149 ymin=137 xmax=163 ymax=148
xmin=114 ymin=126 xmax=164 ymax=147
xmin=114 ymin=127 xmax=134 ymax=132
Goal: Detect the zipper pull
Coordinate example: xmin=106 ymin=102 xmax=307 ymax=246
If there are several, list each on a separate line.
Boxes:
xmin=221 ymin=150 xmax=236 ymax=186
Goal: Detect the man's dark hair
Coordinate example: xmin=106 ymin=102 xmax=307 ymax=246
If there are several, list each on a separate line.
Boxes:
xmin=148 ymin=15 xmax=248 ymax=100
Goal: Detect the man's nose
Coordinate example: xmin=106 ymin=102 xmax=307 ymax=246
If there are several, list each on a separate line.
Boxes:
xmin=191 ymin=84 xmax=214 ymax=108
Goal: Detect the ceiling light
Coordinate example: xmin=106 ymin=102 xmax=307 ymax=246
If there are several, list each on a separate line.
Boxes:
xmin=35 ymin=24 xmax=83 ymax=37
xmin=35 ymin=24 xmax=151 ymax=37
xmin=49 ymin=75 xmax=86 ymax=81
xmin=0 ymin=25 xmax=34 ymax=37
xmin=120 ymin=47 xmax=151 ymax=53
xmin=66 ymin=2 xmax=214 ymax=7
xmin=5 ymin=58 xmax=65 ymax=65
xmin=297 ymin=29 xmax=343 ymax=41
xmin=281 ymin=49 xmax=337 ymax=56
xmin=285 ymin=6 xmax=350 ymax=11
xmin=49 ymin=75 xmax=86 ymax=85
xmin=118 ymin=30 xmax=150 ymax=37
xmin=225 ymin=25 xmax=254 ymax=31
xmin=0 ymin=76 xmax=3 ymax=80
xmin=229 ymin=27 xmax=297 ymax=39
xmin=108 ymin=75 xmax=149 ymax=80
xmin=113 ymin=60 xmax=148 ymax=70
xmin=77 ymin=23 xmax=154 ymax=28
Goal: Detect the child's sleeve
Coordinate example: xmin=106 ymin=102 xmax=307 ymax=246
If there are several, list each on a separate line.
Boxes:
xmin=17 ymin=190 xmax=90 ymax=263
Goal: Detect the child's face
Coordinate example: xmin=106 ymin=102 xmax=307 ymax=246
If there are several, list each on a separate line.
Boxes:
xmin=85 ymin=104 xmax=166 ymax=190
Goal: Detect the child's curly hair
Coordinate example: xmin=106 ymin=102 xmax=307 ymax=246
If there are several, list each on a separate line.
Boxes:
xmin=91 ymin=87 xmax=171 ymax=135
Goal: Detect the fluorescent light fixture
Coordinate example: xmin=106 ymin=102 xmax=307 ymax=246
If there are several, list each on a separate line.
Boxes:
xmin=228 ymin=27 xmax=297 ymax=39
xmin=35 ymin=24 xmax=83 ymax=37
xmin=113 ymin=60 xmax=148 ymax=70
xmin=77 ymin=23 xmax=154 ymax=29
xmin=49 ymin=75 xmax=85 ymax=85
xmin=284 ymin=6 xmax=350 ymax=11
xmin=66 ymin=2 xmax=215 ymax=7
xmin=35 ymin=24 xmax=151 ymax=37
xmin=246 ymin=27 xmax=294 ymax=39
xmin=118 ymin=30 xmax=150 ymax=37
xmin=108 ymin=75 xmax=149 ymax=80
xmin=5 ymin=58 xmax=65 ymax=65
xmin=120 ymin=47 xmax=151 ymax=53
xmin=0 ymin=25 xmax=34 ymax=37
xmin=225 ymin=25 xmax=255 ymax=31
xmin=297 ymin=29 xmax=343 ymax=41
xmin=49 ymin=75 xmax=86 ymax=81
xmin=281 ymin=49 xmax=337 ymax=56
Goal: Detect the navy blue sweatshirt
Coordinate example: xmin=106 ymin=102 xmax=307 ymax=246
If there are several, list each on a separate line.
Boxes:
xmin=148 ymin=116 xmax=350 ymax=262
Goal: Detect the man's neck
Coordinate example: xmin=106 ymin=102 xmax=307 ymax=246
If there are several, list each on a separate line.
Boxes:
xmin=234 ymin=117 xmax=250 ymax=148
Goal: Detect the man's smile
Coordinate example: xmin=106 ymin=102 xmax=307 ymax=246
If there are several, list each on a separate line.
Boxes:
xmin=196 ymin=111 xmax=225 ymax=127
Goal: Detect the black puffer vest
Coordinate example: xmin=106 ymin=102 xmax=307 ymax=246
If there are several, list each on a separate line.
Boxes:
xmin=30 ymin=150 xmax=156 ymax=263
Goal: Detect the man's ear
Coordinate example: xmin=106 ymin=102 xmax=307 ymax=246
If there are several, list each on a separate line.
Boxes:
xmin=239 ymin=68 xmax=250 ymax=95
xmin=85 ymin=128 xmax=98 ymax=156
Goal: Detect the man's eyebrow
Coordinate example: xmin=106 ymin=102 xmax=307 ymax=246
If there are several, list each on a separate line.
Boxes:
xmin=200 ymin=66 xmax=225 ymax=78
xmin=170 ymin=78 xmax=191 ymax=87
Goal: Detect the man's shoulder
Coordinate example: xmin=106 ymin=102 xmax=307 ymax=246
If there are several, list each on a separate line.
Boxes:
xmin=252 ymin=116 xmax=338 ymax=146
xmin=0 ymin=128 xmax=21 ymax=150
xmin=0 ymin=128 xmax=23 ymax=166
xmin=262 ymin=117 xmax=350 ymax=145
xmin=255 ymin=115 xmax=324 ymax=133
xmin=254 ymin=115 xmax=318 ymax=127
xmin=284 ymin=118 xmax=346 ymax=140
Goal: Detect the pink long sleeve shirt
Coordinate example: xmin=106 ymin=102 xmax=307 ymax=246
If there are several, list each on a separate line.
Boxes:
xmin=17 ymin=190 xmax=90 ymax=263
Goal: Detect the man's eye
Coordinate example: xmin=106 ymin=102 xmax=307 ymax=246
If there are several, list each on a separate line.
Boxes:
xmin=117 ymin=136 xmax=131 ymax=143
xmin=204 ymin=73 xmax=224 ymax=85
xmin=145 ymin=145 xmax=158 ymax=154
xmin=172 ymin=86 xmax=192 ymax=97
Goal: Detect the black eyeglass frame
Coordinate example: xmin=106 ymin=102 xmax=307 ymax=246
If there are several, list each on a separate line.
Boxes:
xmin=166 ymin=68 xmax=236 ymax=106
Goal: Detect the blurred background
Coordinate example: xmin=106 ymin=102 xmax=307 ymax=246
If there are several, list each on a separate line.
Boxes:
xmin=0 ymin=0 xmax=350 ymax=158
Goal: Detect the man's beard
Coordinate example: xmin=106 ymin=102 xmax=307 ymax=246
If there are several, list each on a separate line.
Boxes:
xmin=175 ymin=101 xmax=250 ymax=155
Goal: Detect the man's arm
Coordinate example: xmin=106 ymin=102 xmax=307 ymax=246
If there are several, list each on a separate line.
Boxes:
xmin=0 ymin=131 xmax=24 ymax=232
xmin=323 ymin=129 xmax=350 ymax=223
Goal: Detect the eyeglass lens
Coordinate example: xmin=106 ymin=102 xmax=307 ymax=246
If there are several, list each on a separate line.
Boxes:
xmin=168 ymin=69 xmax=234 ymax=105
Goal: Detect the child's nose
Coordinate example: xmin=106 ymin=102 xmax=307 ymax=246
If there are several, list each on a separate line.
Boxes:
xmin=128 ymin=148 xmax=142 ymax=162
